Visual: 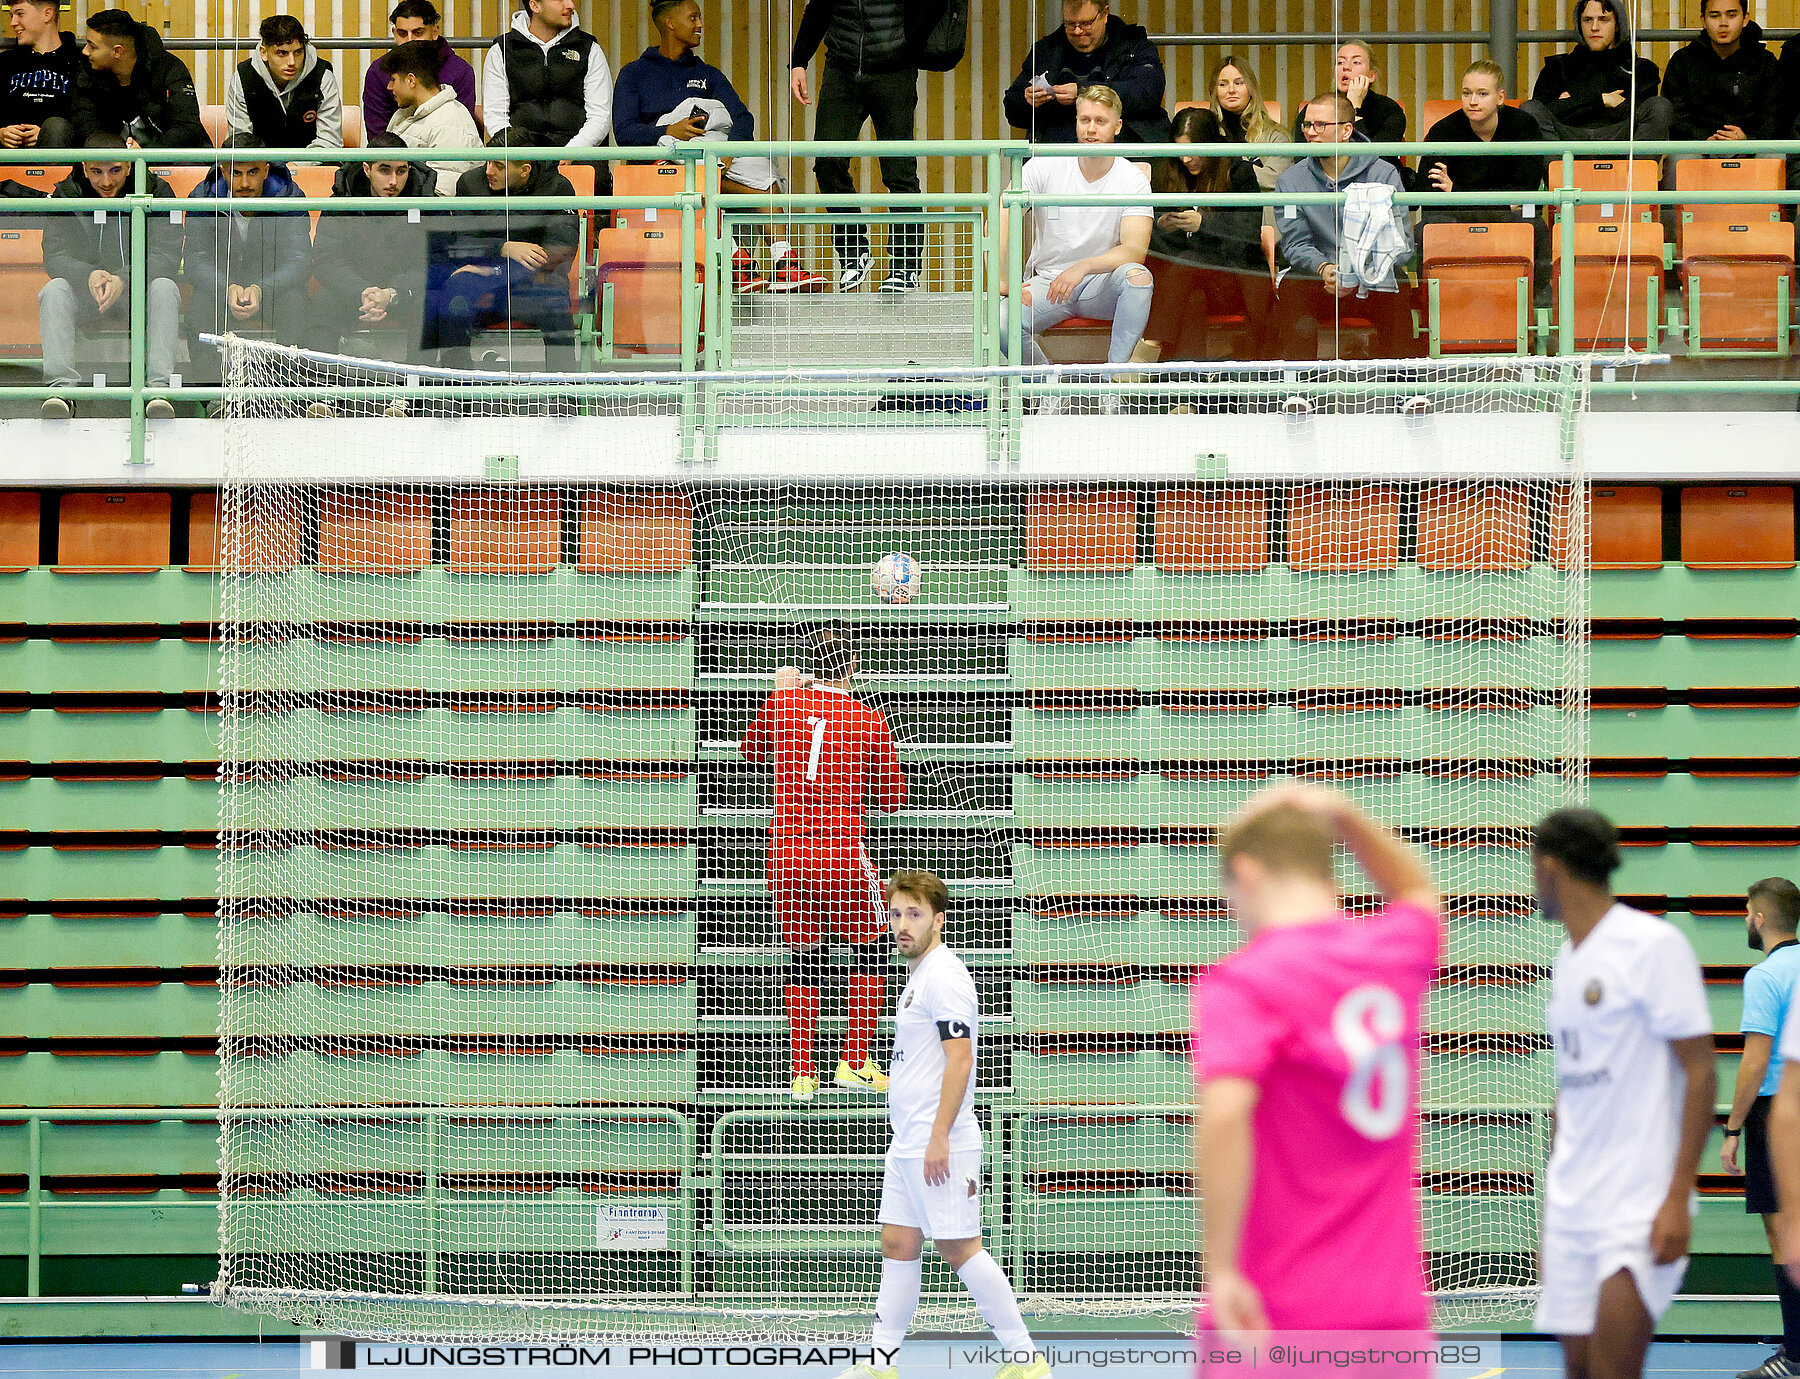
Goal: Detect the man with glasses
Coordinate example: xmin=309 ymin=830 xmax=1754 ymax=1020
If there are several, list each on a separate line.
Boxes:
xmin=1272 ymin=91 xmax=1416 ymax=363
xmin=1004 ymin=0 xmax=1169 ymax=145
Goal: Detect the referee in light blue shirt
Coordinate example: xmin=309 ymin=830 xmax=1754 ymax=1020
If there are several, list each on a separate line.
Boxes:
xmin=1726 ymin=877 xmax=1800 ymax=1379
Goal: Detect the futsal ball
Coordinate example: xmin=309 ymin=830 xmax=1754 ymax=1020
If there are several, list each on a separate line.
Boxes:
xmin=872 ymin=553 xmax=920 ymax=604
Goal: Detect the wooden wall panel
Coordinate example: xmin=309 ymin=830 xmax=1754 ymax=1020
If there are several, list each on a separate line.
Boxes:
xmin=87 ymin=0 xmax=1800 ymax=149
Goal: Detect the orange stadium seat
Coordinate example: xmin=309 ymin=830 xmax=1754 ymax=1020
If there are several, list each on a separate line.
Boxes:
xmin=1154 ymin=487 xmax=1269 ymax=572
xmin=1589 ymin=486 xmax=1664 ymax=569
xmin=1025 ymin=488 xmax=1136 ymax=572
xmin=0 ymin=220 xmax=46 ymax=358
xmin=341 ymin=105 xmax=363 ymax=148
xmin=449 ymin=490 xmax=562 ymax=574
xmin=186 ymin=491 xmax=303 ymax=573
xmin=161 ymin=167 xmax=207 ymax=200
xmin=1418 ymin=483 xmax=1532 ymax=571
xmin=1552 ymin=221 xmax=1663 ymax=351
xmin=1680 ymin=221 xmax=1794 ymax=355
xmin=316 ymin=491 xmax=432 ymax=573
xmin=290 ymin=165 xmax=338 ymax=236
xmin=199 ymin=105 xmax=227 ymax=146
xmin=0 ymin=490 xmax=40 ymax=571
xmin=578 ymin=491 xmax=692 ymax=572
xmin=1674 ymin=156 xmax=1783 ymax=257
xmin=592 ymin=224 xmax=693 ymax=357
xmin=0 ymin=164 xmax=56 ymax=195
xmin=1421 ymin=220 xmax=1534 ymax=355
xmin=1547 ymin=158 xmax=1657 ymax=223
xmin=1680 ymin=486 xmax=1796 ymax=569
xmin=1288 ymin=485 xmax=1400 ymax=571
xmin=55 ymin=493 xmax=172 ymax=572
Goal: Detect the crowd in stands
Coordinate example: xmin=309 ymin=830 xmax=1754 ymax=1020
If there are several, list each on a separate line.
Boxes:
xmin=7 ymin=0 xmax=1800 ymax=406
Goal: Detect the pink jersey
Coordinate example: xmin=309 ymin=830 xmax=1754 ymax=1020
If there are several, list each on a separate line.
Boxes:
xmin=1195 ymin=900 xmax=1441 ymax=1333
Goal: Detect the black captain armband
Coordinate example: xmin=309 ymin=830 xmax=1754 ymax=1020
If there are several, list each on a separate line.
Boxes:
xmin=936 ymin=1019 xmax=972 ymax=1042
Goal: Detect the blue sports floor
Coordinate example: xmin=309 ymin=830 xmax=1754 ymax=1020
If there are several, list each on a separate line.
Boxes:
xmin=0 ymin=1339 xmax=1782 ymax=1377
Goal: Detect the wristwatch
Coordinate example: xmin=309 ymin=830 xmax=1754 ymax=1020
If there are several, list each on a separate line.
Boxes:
xmin=1724 ymin=1127 xmax=1743 ymax=1138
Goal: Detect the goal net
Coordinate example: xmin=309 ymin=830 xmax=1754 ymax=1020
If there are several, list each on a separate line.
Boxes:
xmin=212 ymin=339 xmax=1588 ymax=1342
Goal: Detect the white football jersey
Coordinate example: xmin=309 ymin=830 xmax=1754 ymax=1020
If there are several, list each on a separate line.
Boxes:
xmin=1543 ymin=903 xmax=1711 ymax=1233
xmin=887 ymin=944 xmax=982 ymax=1158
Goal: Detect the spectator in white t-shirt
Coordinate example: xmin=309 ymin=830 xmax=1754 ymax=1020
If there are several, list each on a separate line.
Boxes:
xmin=997 ymin=84 xmax=1153 ymax=387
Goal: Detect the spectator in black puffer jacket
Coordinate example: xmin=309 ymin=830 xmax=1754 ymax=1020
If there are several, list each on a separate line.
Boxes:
xmin=788 ymin=0 xmax=949 ymax=294
xmin=71 ymin=7 xmax=207 ymax=148
xmin=1662 ymin=1 xmax=1779 ymax=143
xmin=1522 ymin=0 xmax=1672 ymax=143
xmin=1004 ymin=0 xmax=1170 ymax=145
xmin=309 ymin=133 xmax=437 ymax=361
xmin=1290 ymin=40 xmax=1410 ymax=185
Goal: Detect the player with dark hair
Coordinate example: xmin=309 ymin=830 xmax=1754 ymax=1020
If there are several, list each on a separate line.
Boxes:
xmin=1195 ymin=785 xmax=1439 ymax=1369
xmin=740 ymin=630 xmax=905 ymax=1102
xmin=834 ymin=869 xmax=1050 ymax=1379
xmin=73 ymin=7 xmax=206 ymax=148
xmin=1532 ymin=807 xmax=1716 ymax=1379
xmin=1726 ymin=876 xmax=1800 ymax=1379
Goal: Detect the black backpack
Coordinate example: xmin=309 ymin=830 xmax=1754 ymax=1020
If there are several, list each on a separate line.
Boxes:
xmin=913 ymin=0 xmax=966 ymax=71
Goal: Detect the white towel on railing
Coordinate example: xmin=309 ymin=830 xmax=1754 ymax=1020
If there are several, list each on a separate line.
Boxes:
xmin=1338 ymin=181 xmax=1408 ymax=296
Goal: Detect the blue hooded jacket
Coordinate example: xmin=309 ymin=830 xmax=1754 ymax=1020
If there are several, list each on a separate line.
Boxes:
xmin=182 ymin=163 xmax=311 ymax=303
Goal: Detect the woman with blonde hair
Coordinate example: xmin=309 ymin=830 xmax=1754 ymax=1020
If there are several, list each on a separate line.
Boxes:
xmin=1207 ymin=55 xmax=1289 ymax=188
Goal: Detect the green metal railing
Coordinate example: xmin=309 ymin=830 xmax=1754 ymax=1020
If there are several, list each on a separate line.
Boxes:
xmin=5 ymin=137 xmax=1798 ymax=463
xmin=0 ymin=1105 xmax=697 ymax=1301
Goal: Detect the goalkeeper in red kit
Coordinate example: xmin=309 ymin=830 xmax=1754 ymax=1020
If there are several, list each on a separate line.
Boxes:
xmin=740 ymin=630 xmax=906 ymax=1103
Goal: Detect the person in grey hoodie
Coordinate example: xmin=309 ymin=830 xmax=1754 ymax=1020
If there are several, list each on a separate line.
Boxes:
xmin=223 ymin=14 xmax=342 ymax=153
xmin=36 ymin=132 xmax=180 ymax=418
xmin=1272 ymin=92 xmax=1416 ymax=360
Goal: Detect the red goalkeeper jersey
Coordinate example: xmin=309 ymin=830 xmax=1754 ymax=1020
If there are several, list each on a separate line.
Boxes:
xmin=739 ymin=683 xmax=906 ymax=838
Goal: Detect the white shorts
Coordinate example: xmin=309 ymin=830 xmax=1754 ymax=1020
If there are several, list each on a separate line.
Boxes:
xmin=720 ymin=155 xmax=782 ymax=192
xmin=877 ymin=1151 xmax=985 ymax=1241
xmin=1533 ymin=1221 xmax=1689 ymax=1335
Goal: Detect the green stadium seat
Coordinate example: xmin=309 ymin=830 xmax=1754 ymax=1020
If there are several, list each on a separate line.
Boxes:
xmin=1012 ymin=1183 xmax=1193 ymax=1255
xmin=55 ymin=493 xmax=172 ymax=573
xmin=1011 ymin=909 xmax=1234 ymax=965
xmin=1592 ymin=635 xmax=1797 ymax=691
xmin=230 ymin=977 xmax=697 ymax=1039
xmin=228 ymin=1047 xmax=697 ymax=1105
xmin=0 ymin=776 xmax=216 ymax=833
xmin=0 ymin=913 xmax=217 ymax=969
xmin=1011 ymin=768 xmax=1158 ymax=829
xmin=10 ymin=705 xmax=220 ymax=766
xmin=0 ymin=1049 xmax=219 ymax=1107
xmin=1011 ymin=702 xmax=1147 ymax=759
xmin=1009 ymin=1048 xmax=1191 ymax=1104
xmin=246 ymin=841 xmax=697 ymax=902
xmin=1594 ymin=705 xmax=1800 ymax=759
xmin=0 ymin=845 xmax=217 ymax=908
xmin=0 ymin=1117 xmax=219 ymax=1177
xmin=242 ymin=771 xmax=696 ymax=832
xmin=1616 ymin=842 xmax=1800 ymax=909
xmin=0 ymin=982 xmax=218 ymax=1040
xmin=1012 ymin=975 xmax=1190 ymax=1036
xmin=1680 ymin=486 xmax=1796 ymax=570
xmin=1593 ymin=773 xmax=1800 ymax=828
xmin=1010 ymin=839 xmax=1151 ymax=897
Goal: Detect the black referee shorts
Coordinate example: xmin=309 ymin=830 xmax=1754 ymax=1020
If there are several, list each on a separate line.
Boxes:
xmin=1746 ymin=1094 xmax=1780 ymax=1215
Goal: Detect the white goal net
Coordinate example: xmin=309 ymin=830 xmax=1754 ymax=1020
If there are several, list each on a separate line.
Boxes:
xmin=212 ymin=339 xmax=1588 ymax=1342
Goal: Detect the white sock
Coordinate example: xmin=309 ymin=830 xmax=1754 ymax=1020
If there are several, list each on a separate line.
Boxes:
xmin=955 ymin=1248 xmax=1036 ymax=1360
xmin=871 ymin=1254 xmax=922 ymax=1357
xmin=771 ymin=239 xmax=793 ymax=261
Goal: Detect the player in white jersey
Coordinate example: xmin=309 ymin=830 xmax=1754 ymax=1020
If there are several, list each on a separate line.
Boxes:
xmin=1532 ymin=808 xmax=1717 ymax=1379
xmin=835 ymin=869 xmax=1051 ymax=1379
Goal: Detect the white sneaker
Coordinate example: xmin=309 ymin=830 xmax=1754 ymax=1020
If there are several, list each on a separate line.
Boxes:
xmin=879 ymin=267 xmax=920 ymax=294
xmin=145 ymin=398 xmax=175 ymax=419
xmin=1282 ymin=395 xmax=1314 ymax=416
xmin=305 ymin=401 xmax=337 ymax=418
xmin=40 ymin=396 xmax=72 ymax=419
xmin=1400 ymin=395 xmax=1433 ymax=416
xmin=1033 ymin=393 xmax=1062 ymax=416
xmin=838 ymin=249 xmax=875 ymax=291
xmin=1099 ymin=390 xmax=1122 ymax=415
xmin=384 ymin=398 xmax=411 ymax=418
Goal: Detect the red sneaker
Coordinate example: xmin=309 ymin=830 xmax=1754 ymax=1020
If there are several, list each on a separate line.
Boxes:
xmin=732 ymin=247 xmax=767 ymax=293
xmin=767 ymin=247 xmax=828 ymax=293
